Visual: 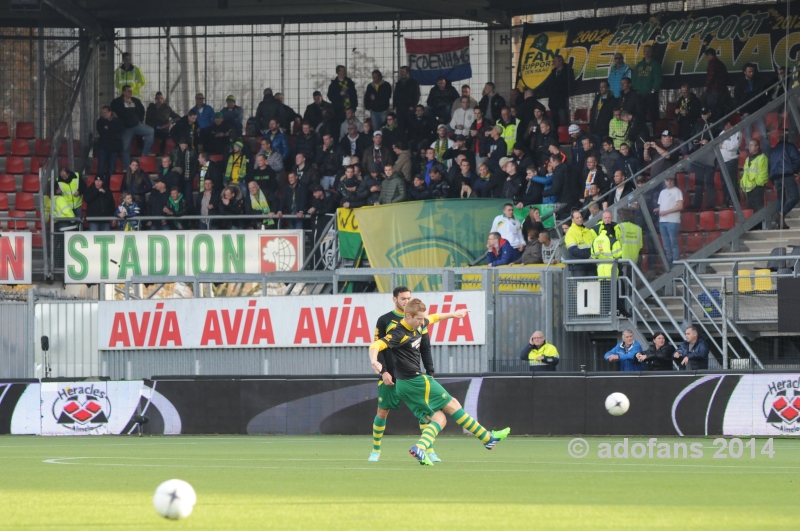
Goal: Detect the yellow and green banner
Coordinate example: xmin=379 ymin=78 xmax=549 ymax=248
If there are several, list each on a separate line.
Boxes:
xmin=517 ymin=3 xmax=799 ymax=94
xmin=336 ymin=208 xmax=362 ymax=260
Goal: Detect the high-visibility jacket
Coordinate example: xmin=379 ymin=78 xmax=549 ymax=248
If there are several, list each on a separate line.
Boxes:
xmin=58 ymin=173 xmax=82 ymax=210
xmin=520 ymin=342 xmax=560 ymax=367
xmin=591 ymin=230 xmax=622 ymax=277
xmin=53 ymin=195 xmax=76 ymax=219
xmin=114 ymin=65 xmax=147 ymax=98
xmin=618 ymin=221 xmax=643 ymax=261
xmin=740 ymin=152 xmax=769 ymax=193
xmin=497 ymin=118 xmax=520 ymax=153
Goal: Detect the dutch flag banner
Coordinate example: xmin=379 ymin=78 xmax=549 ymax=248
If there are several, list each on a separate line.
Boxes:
xmin=405 ymin=37 xmax=472 ymax=85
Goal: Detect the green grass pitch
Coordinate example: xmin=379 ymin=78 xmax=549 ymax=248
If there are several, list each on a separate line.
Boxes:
xmin=1 ymin=435 xmax=796 ymax=530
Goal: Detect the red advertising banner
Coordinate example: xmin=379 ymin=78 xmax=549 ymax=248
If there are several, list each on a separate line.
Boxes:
xmin=0 ymin=232 xmax=32 ymax=284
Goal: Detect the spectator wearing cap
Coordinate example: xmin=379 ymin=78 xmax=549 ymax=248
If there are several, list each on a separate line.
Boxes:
xmin=450 ymin=95 xmax=476 ymax=135
xmin=704 ymin=48 xmax=729 ymax=120
xmin=431 ymin=124 xmax=455 ymax=169
xmin=491 ymin=202 xmax=525 ymax=252
xmin=364 ymin=69 xmax=392 ymax=132
xmin=340 ymin=177 xmax=364 ymax=208
xmin=689 ymin=106 xmax=718 ymax=210
xmin=655 ymin=175 xmax=683 ymax=267
xmin=363 ymin=130 xmax=394 ymax=175
xmin=510 ymin=143 xmax=532 ymax=174
xmin=304 ymin=91 xmax=334 ymax=130
xmin=190 ymin=93 xmax=215 ymax=130
xmin=600 ymin=137 xmax=621 ymax=175
xmin=224 ymin=140 xmax=250 ymax=197
xmin=569 ymin=123 xmax=589 ymax=164
xmin=590 ymin=80 xmax=617 ymax=139
xmin=358 ymin=163 xmax=383 ymax=206
xmin=145 ymin=91 xmax=181 ymax=154
xmin=519 ymin=331 xmax=559 ymax=371
xmin=381 ymin=113 xmax=406 ymax=152
xmin=201 ymin=112 xmax=233 ymax=155
xmin=377 ymin=164 xmax=406 ymax=205
xmin=221 ymin=95 xmax=243 ymax=135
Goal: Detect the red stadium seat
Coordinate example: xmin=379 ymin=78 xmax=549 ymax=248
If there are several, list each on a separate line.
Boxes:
xmin=0 ymin=174 xmax=16 ymax=192
xmin=0 ymin=193 xmax=8 ymax=210
xmin=209 ymin=154 xmax=224 ymax=163
xmin=665 ymin=102 xmax=677 ymax=118
xmin=682 ymin=190 xmax=692 ymax=207
xmin=10 ymin=139 xmax=30 ymax=156
xmin=0 ymin=121 xmax=9 ymax=139
xmin=685 ymin=232 xmax=704 ymax=253
xmin=85 ymin=174 xmax=96 ymax=187
xmin=7 ymin=210 xmax=28 ymax=230
xmin=0 ymin=142 xmax=5 ymax=156
xmin=573 ymin=109 xmax=589 ymax=122
xmin=680 ymin=212 xmax=697 ymax=232
xmin=5 ymin=157 xmax=25 ymax=174
xmin=713 ymin=172 xmax=723 ymax=190
xmin=676 ymin=172 xmax=686 ymax=190
xmin=579 ymin=124 xmax=589 ymax=133
xmin=34 ymin=139 xmax=52 ymax=157
xmin=729 ymin=114 xmax=742 ymax=126
xmin=765 ymin=112 xmax=779 ymax=129
xmin=22 ymin=174 xmax=40 ymax=193
xmin=110 ymin=174 xmax=124 ymax=192
xmin=164 ymin=138 xmax=176 ymax=155
xmin=743 ymin=208 xmax=754 ymax=219
xmin=558 ymin=126 xmax=570 ymax=144
xmin=129 ymin=140 xmax=142 ymax=156
xmin=32 ymin=233 xmax=43 ymax=248
xmin=14 ymin=192 xmax=35 ymax=211
xmin=15 ymin=122 xmax=34 ymax=139
xmin=700 ymin=210 xmax=717 ymax=230
xmin=29 ymin=157 xmax=45 ymax=175
xmin=112 ymin=192 xmax=122 ymax=205
xmin=706 ymin=231 xmax=722 ymax=244
xmin=718 ymin=209 xmax=735 ymax=230
xmin=138 ymin=155 xmax=157 ymax=173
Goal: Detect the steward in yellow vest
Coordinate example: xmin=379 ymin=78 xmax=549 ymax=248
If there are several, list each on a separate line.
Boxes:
xmin=518 ymin=331 xmax=560 ymax=372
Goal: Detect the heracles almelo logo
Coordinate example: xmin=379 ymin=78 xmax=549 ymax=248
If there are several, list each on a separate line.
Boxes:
xmin=52 ymin=385 xmax=110 ymax=432
xmin=762 ymin=377 xmax=800 ymax=433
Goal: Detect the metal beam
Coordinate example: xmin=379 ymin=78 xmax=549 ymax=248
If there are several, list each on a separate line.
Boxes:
xmin=42 ymin=0 xmax=105 ymax=35
xmin=342 ymin=0 xmax=508 ymax=24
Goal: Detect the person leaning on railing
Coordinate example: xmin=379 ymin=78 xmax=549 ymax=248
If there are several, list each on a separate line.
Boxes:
xmin=673 ymin=326 xmax=709 ymax=370
xmin=636 ymin=332 xmax=675 ymax=371
xmin=604 ymin=330 xmax=644 ymax=371
xmin=519 ymin=331 xmax=559 ymax=372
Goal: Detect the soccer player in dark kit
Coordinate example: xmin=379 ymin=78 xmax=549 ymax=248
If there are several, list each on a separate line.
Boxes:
xmin=368 ymin=299 xmax=510 ymax=466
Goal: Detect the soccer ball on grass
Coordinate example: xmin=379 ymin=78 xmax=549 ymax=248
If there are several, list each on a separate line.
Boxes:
xmin=153 ymin=479 xmax=196 ymax=520
xmin=605 ymin=392 xmax=630 ymax=416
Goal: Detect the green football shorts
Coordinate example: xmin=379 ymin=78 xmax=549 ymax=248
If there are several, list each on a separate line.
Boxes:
xmin=395 ymin=374 xmax=453 ymax=424
xmin=377 ymin=380 xmax=401 ymax=410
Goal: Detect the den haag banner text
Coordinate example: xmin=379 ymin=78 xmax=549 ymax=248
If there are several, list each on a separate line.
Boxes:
xmin=97 ymin=292 xmax=486 ymax=349
xmin=64 ymin=230 xmax=303 ymax=283
xmin=0 ymin=232 xmax=32 ymax=284
xmin=516 ymin=3 xmax=800 ymax=94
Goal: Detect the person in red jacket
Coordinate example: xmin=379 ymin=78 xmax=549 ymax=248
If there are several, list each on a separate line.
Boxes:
xmin=485 ymin=232 xmax=522 ymax=267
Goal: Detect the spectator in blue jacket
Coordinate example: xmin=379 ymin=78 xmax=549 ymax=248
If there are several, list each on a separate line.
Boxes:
xmin=486 ymin=232 xmax=521 ymax=267
xmin=768 ymin=134 xmax=800 ymax=229
xmin=608 ymin=53 xmax=633 ymax=98
xmin=265 ymin=119 xmax=291 ymax=161
xmin=604 ymin=330 xmax=644 ymax=371
xmin=221 ymin=95 xmax=244 ymax=135
xmin=674 ymin=326 xmax=710 ymax=370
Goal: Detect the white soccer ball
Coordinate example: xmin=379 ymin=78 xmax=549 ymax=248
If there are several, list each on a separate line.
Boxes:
xmin=605 ymin=392 xmax=630 ymax=416
xmin=153 ymin=479 xmax=196 ymax=520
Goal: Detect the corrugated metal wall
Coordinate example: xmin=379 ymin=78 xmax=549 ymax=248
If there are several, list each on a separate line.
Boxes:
xmin=35 ymin=301 xmax=99 ymax=378
xmin=0 ymin=301 xmax=33 ymax=378
xmin=101 ymin=345 xmax=487 ymax=380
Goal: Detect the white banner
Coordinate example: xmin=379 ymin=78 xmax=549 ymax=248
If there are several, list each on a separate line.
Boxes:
xmin=724 ymin=374 xmax=800 ymax=436
xmin=0 ymin=232 xmax=32 ymax=284
xmin=64 ymin=230 xmax=303 ymax=283
xmin=98 ymin=292 xmax=485 ymax=350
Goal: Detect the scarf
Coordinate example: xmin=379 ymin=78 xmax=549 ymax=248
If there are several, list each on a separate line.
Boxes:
xmin=199 ymin=164 xmax=209 ymax=189
xmin=249 ymin=189 xmax=275 ymax=226
xmin=225 ymin=152 xmax=248 ymax=183
xmin=338 ymin=78 xmax=352 ymax=109
xmin=434 ymin=139 xmax=448 ymax=162
xmin=168 ymin=193 xmax=183 ymax=211
xmin=182 ymin=149 xmax=191 ymax=179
